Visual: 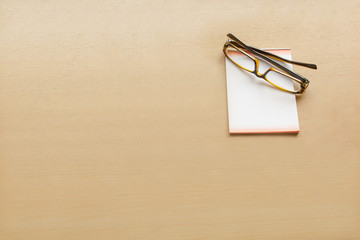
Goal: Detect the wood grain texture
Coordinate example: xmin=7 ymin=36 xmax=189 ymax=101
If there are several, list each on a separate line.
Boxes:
xmin=0 ymin=0 xmax=359 ymax=239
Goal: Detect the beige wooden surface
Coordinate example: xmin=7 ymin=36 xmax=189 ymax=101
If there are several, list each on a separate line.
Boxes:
xmin=0 ymin=0 xmax=359 ymax=239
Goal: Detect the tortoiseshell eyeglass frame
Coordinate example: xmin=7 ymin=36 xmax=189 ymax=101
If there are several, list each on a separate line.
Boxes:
xmin=223 ymin=33 xmax=317 ymax=94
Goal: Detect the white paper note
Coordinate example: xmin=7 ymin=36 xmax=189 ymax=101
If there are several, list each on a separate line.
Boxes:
xmin=225 ymin=49 xmax=300 ymax=134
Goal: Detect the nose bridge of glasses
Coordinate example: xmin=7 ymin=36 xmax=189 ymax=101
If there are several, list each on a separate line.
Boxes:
xmin=253 ymin=58 xmax=264 ymax=77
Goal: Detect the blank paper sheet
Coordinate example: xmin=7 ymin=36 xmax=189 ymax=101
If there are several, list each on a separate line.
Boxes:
xmin=225 ymin=49 xmax=300 ymax=134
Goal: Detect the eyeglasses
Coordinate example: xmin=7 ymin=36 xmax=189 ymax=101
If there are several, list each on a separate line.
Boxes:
xmin=223 ymin=33 xmax=317 ymax=94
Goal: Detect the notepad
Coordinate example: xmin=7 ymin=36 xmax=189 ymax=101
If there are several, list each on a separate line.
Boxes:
xmin=225 ymin=49 xmax=300 ymax=134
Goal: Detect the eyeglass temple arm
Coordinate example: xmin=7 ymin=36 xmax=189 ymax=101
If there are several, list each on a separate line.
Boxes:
xmin=226 ymin=33 xmax=310 ymax=82
xmin=227 ymin=34 xmax=317 ymax=69
xmin=247 ymin=47 xmax=317 ymax=69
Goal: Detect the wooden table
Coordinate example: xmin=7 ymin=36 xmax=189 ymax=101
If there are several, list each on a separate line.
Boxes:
xmin=1 ymin=1 xmax=359 ymax=239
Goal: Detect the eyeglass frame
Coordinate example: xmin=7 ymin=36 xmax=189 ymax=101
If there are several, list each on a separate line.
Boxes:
xmin=223 ymin=33 xmax=317 ymax=94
